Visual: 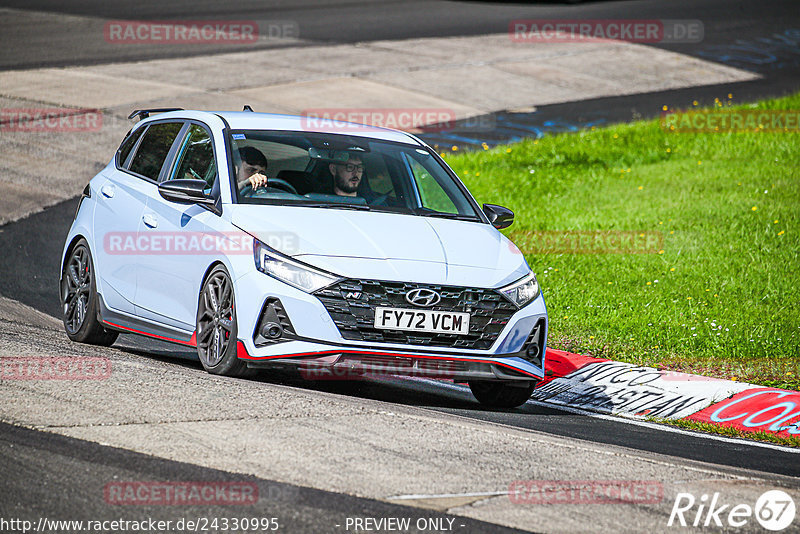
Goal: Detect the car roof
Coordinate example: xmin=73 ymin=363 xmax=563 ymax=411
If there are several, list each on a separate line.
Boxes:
xmin=138 ymin=110 xmax=424 ymax=145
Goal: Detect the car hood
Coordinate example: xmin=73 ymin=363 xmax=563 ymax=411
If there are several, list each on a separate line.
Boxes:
xmin=230 ymin=205 xmax=529 ymax=285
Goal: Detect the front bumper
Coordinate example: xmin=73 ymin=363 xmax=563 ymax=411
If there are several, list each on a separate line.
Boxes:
xmin=233 ymin=270 xmax=548 ymax=381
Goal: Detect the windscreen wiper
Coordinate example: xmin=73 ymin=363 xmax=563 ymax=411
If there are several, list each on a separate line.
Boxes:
xmin=413 ymin=207 xmax=479 ymax=221
xmin=301 ymin=202 xmax=371 ymax=211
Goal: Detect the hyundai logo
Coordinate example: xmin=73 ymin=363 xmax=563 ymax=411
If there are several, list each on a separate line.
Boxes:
xmin=405 ymin=288 xmax=441 ymax=307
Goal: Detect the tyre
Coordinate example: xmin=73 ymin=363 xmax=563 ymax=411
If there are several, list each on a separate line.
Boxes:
xmin=196 ymin=265 xmax=253 ymax=377
xmin=468 ymin=380 xmax=537 ymax=409
xmin=60 ymin=239 xmax=118 ymax=346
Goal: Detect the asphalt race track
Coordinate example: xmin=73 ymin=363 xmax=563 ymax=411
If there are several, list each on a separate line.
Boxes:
xmin=0 ymin=423 xmax=526 ymax=534
xmin=2 ymin=1 xmax=800 ymax=533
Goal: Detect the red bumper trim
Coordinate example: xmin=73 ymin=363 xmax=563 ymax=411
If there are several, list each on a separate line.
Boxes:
xmin=235 ymin=342 xmax=540 ymax=379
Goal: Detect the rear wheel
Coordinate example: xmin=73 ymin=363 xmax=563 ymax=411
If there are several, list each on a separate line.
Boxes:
xmin=468 ymin=380 xmax=537 ymax=409
xmin=60 ymin=239 xmax=118 ymax=346
xmin=196 ymin=265 xmax=252 ymax=377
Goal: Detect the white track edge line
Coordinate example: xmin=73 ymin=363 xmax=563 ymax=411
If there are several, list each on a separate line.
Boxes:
xmin=413 ymin=378 xmax=800 ymax=454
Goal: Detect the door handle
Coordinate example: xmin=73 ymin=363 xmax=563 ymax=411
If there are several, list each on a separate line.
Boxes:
xmin=101 ymin=184 xmax=115 ymax=198
xmin=142 ymin=213 xmax=158 ymax=228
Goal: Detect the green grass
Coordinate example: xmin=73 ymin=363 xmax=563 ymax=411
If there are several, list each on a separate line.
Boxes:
xmin=442 ymin=93 xmax=800 ymax=389
xmin=649 ymin=417 xmax=800 ymax=448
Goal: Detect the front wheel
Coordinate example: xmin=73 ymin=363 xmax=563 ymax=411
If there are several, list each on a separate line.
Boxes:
xmin=468 ymin=380 xmax=537 ymax=409
xmin=60 ymin=239 xmax=118 ymax=346
xmin=196 ymin=265 xmax=252 ymax=377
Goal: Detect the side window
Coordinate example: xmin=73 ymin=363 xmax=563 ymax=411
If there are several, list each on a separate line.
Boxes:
xmin=406 ymin=155 xmax=458 ymax=214
xmin=116 ymin=127 xmax=145 ymax=168
xmin=169 ymin=125 xmax=216 ymax=190
xmin=128 ymin=122 xmax=183 ymax=181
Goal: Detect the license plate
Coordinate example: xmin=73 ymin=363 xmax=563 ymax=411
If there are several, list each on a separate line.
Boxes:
xmin=373 ymin=307 xmax=470 ymax=335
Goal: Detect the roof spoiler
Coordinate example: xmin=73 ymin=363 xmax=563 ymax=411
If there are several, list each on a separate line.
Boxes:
xmin=128 ymin=108 xmax=184 ymax=121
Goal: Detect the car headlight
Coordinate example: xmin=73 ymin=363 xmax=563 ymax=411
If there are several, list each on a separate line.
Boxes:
xmin=499 ymin=271 xmax=540 ymax=308
xmin=253 ymin=238 xmax=340 ymax=293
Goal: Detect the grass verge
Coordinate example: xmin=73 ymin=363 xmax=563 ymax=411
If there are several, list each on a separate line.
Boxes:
xmin=443 ymin=92 xmax=800 ymax=390
xmin=648 ymin=416 xmax=800 ymax=448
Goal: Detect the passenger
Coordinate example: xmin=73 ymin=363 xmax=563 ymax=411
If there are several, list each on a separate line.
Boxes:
xmin=328 ymin=155 xmax=363 ymax=197
xmin=236 ymin=146 xmax=269 ymax=191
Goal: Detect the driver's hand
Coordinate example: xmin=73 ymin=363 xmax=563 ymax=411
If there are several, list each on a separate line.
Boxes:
xmin=248 ymin=173 xmax=269 ymax=189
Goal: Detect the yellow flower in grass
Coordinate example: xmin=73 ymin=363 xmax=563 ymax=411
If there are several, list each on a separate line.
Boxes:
xmin=751 ymin=206 xmax=758 ymax=211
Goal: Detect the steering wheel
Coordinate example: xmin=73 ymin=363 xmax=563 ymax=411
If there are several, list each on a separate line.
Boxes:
xmin=241 ymin=178 xmax=298 ymax=197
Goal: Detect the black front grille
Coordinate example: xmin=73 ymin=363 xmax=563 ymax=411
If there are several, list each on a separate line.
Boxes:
xmin=314 ymin=279 xmax=517 ymax=350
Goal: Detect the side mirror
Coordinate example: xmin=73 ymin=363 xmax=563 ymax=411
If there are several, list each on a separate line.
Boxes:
xmin=483 ymin=203 xmax=514 ymax=229
xmin=158 ymin=179 xmax=215 ymax=206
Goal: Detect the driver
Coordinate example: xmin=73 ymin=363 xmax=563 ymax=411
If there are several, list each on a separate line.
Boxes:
xmin=328 ymin=155 xmax=363 ymax=197
xmin=236 ymin=146 xmax=269 ymax=192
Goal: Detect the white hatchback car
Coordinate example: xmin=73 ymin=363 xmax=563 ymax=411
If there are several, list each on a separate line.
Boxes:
xmin=60 ymin=108 xmax=547 ymax=408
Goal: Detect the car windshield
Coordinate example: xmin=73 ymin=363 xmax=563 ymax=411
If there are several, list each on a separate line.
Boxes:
xmin=229 ymin=130 xmax=482 ymax=220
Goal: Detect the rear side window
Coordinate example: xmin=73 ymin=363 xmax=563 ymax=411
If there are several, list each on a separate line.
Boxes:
xmin=116 ymin=127 xmax=144 ymax=168
xmin=128 ymin=122 xmax=183 ymax=180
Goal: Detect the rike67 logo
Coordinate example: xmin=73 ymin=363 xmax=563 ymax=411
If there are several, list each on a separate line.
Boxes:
xmin=668 ymin=490 xmax=796 ymax=531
